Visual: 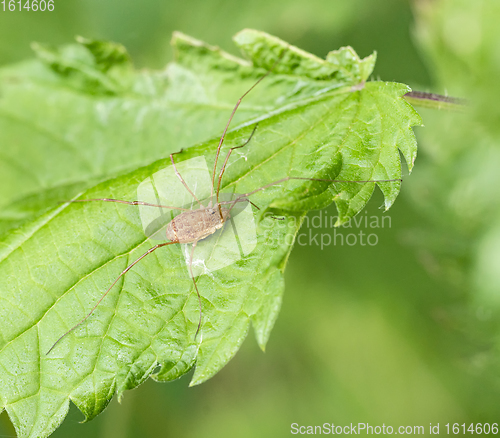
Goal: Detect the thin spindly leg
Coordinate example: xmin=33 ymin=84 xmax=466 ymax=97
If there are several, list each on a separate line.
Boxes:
xmin=68 ymin=198 xmax=188 ymax=211
xmin=170 ymin=150 xmax=204 ymax=208
xmin=226 ymin=176 xmax=403 ymax=215
xmin=215 ymin=124 xmax=258 ymax=204
xmin=210 ymin=50 xmax=288 ymax=200
xmin=47 ymin=241 xmax=179 ymax=355
xmin=187 ymin=240 xmax=203 ymax=340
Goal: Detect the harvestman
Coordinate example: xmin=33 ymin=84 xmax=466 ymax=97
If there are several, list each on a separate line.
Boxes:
xmin=47 ymin=50 xmax=401 ymax=354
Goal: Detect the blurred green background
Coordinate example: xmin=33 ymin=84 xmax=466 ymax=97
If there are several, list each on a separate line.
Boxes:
xmin=1 ymin=0 xmax=499 ymax=436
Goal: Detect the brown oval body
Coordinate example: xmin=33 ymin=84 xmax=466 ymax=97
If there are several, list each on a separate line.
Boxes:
xmin=166 ymin=205 xmax=231 ymax=243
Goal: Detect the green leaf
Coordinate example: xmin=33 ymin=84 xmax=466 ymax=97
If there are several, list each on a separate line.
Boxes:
xmin=0 ymin=29 xmax=364 ymax=237
xmin=0 ymin=30 xmax=420 ymax=437
xmin=30 ymin=37 xmax=133 ymax=95
xmin=234 ymin=28 xmax=376 ymax=83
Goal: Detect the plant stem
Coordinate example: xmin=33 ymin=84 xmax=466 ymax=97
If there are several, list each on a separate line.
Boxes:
xmin=404 ymin=91 xmax=466 ymax=111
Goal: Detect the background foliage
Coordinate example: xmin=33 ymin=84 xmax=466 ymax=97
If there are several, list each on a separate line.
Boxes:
xmin=0 ymin=0 xmax=498 ymax=436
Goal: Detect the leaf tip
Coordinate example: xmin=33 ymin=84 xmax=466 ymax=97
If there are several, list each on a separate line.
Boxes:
xmin=188 ymin=376 xmax=204 ymax=387
xmin=255 ymin=332 xmax=268 ymax=352
xmin=383 ymin=197 xmax=395 ymax=211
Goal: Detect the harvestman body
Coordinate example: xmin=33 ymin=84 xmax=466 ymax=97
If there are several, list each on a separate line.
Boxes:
xmin=47 ymin=49 xmax=401 ymax=354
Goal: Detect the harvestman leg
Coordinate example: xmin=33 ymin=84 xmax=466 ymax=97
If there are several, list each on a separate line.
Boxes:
xmin=186 ymin=240 xmax=203 ymax=339
xmin=210 ymin=124 xmax=260 ymax=216
xmin=47 ymin=241 xmax=179 ymax=354
xmin=215 ymin=124 xmax=259 ymax=204
xmin=210 ymin=50 xmax=288 ymax=201
xmin=170 ymin=150 xmax=204 ymax=208
xmin=77 ymin=151 xmax=210 ymax=212
xmin=225 ymin=176 xmax=403 ymax=216
xmin=68 ymin=198 xmax=188 ymax=211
